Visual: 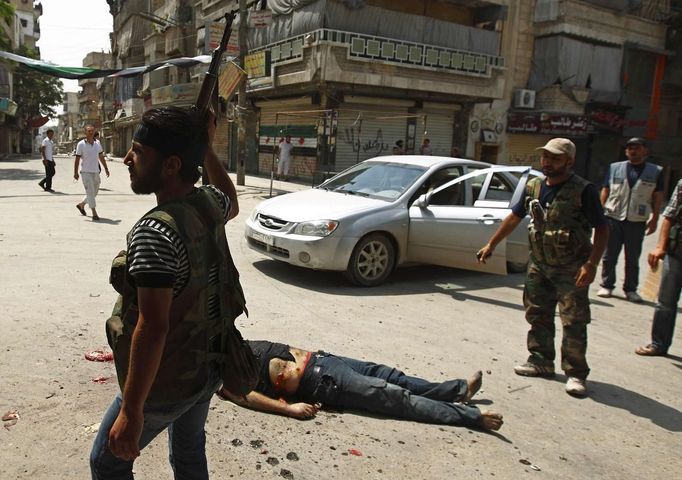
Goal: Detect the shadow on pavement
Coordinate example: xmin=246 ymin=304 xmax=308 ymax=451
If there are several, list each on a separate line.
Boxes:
xmin=588 ymin=380 xmax=682 ymax=432
xmin=88 ymin=217 xmax=122 ymax=225
xmin=0 ymin=168 xmax=43 ymax=181
xmin=0 ymin=155 xmax=32 ymax=163
xmin=251 ymin=260 xmax=525 ymax=303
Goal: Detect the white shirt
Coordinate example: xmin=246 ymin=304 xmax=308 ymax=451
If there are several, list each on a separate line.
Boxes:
xmin=76 ymin=139 xmax=103 ymax=173
xmin=278 ymin=141 xmax=294 ymax=162
xmin=41 ymin=137 xmax=54 ymax=161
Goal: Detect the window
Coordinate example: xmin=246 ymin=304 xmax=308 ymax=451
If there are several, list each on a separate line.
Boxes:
xmin=483 ymin=173 xmax=514 ymax=202
xmin=20 ymin=19 xmax=28 ymax=28
xmin=428 ymin=167 xmax=464 ymax=206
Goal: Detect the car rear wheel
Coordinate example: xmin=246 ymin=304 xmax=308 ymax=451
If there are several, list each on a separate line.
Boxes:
xmin=345 ymin=233 xmax=395 ymax=287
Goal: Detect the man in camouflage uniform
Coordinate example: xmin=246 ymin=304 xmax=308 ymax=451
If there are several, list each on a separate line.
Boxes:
xmin=90 ymin=107 xmax=244 ymax=478
xmin=477 ymin=138 xmax=609 ymax=397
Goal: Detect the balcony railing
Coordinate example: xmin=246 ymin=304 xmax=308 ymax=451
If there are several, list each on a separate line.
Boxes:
xmin=251 ymin=28 xmax=504 ymax=79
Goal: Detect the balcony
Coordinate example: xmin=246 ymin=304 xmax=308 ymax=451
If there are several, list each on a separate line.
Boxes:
xmin=144 ymin=32 xmax=165 ymax=62
xmin=151 ymin=82 xmax=198 ymax=107
xmin=249 ymin=28 xmax=506 ymax=99
xmin=534 ymin=0 xmax=667 ymax=49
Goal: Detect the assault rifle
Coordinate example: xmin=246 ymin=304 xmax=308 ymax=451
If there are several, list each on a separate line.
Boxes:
xmin=194 ymin=12 xmax=236 ymax=115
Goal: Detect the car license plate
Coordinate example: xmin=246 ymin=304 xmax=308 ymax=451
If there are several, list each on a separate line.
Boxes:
xmin=252 ymin=231 xmax=274 ymax=246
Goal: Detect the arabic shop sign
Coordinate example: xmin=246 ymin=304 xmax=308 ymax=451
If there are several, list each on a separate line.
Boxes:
xmin=244 ymin=51 xmax=270 ymax=78
xmin=507 ymin=113 xmax=589 ymax=136
xmin=151 ymin=83 xmax=198 ymax=106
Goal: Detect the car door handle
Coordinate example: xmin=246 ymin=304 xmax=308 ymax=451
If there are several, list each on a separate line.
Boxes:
xmin=477 ymin=215 xmax=502 ymax=224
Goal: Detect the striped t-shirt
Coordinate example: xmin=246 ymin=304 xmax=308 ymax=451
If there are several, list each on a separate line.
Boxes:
xmin=127 ymin=186 xmax=231 ymax=320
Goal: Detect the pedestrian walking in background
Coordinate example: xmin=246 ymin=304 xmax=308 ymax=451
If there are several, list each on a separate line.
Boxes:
xmin=598 ymin=137 xmax=664 ymax=303
xmin=38 ymin=129 xmax=55 ymax=192
xmin=74 ymin=125 xmax=109 ymax=221
xmin=90 ymin=106 xmax=245 ymax=478
xmin=477 ymin=138 xmax=608 ymax=397
xmin=636 ymin=178 xmax=682 ymax=357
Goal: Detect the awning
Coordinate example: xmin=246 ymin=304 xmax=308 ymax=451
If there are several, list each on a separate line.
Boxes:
xmin=0 ymin=51 xmax=214 ymax=80
xmin=26 ymin=116 xmax=50 ymax=128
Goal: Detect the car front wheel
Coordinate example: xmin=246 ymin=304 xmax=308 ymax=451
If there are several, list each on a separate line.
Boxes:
xmin=345 ymin=233 xmax=395 ymax=286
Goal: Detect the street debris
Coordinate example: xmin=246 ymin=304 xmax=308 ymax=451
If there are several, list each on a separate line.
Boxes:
xmin=348 ymin=448 xmax=363 ymax=456
xmin=85 ymin=423 xmax=101 ymax=434
xmin=84 ymin=349 xmax=113 ymax=362
xmin=250 ymin=439 xmax=264 ymax=448
xmin=92 ymin=376 xmax=110 ymax=384
xmin=509 ymin=385 xmax=532 ymax=394
xmin=3 ymin=410 xmax=20 ymax=430
xmin=266 ymin=457 xmax=279 ymax=466
xmin=280 ymin=469 xmax=294 ymax=479
xmin=286 ymin=452 xmax=299 ymax=461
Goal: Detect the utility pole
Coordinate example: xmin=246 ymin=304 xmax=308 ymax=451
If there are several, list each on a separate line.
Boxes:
xmin=236 ymin=0 xmax=247 ymax=185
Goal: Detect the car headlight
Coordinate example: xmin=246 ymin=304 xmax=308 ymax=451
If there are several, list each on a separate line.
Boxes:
xmin=248 ymin=208 xmax=259 ymax=222
xmin=293 ymin=220 xmax=339 ymax=237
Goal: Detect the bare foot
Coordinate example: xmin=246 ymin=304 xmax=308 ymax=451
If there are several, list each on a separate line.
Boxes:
xmin=463 ymin=370 xmax=483 ymax=402
xmin=480 ymin=410 xmax=503 ymax=431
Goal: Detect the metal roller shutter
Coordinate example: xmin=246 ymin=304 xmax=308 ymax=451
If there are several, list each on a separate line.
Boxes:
xmin=335 ymin=105 xmax=409 ymax=172
xmin=257 ymin=97 xmax=318 ymax=127
xmin=416 ymin=111 xmax=454 ymax=157
xmin=506 ymin=134 xmax=553 ymax=169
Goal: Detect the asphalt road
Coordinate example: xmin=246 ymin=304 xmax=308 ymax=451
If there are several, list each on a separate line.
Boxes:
xmin=0 ymin=154 xmax=680 ymax=479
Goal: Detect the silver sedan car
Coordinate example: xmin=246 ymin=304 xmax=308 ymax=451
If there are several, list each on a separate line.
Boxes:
xmin=245 ymin=156 xmax=537 ymax=286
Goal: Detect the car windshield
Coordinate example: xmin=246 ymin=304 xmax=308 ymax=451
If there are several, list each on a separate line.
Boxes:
xmin=319 ymin=162 xmax=427 ymax=201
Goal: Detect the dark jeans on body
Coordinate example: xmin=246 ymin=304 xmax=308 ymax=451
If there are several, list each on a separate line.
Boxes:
xmin=90 ymin=368 xmax=221 ymax=480
xmin=601 ymin=217 xmax=647 ymax=292
xmin=649 ymin=254 xmax=682 ymax=353
xmin=297 ymin=353 xmax=481 ymax=428
xmin=39 ymin=160 xmax=55 ymax=190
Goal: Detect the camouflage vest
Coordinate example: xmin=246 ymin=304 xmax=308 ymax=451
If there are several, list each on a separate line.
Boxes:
xmin=526 ymin=175 xmax=593 ymax=266
xmin=106 ymin=188 xmax=247 ymax=406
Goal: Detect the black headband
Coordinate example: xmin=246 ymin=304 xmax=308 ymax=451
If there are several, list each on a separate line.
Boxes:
xmin=133 ymin=122 xmax=186 ymax=154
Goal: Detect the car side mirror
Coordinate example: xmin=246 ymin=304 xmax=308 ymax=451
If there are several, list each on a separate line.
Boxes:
xmin=414 ymin=193 xmax=429 ymax=208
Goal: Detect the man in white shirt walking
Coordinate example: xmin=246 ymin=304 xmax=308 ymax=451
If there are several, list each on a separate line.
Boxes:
xmin=74 ymin=125 xmax=109 ymax=221
xmin=276 ymin=135 xmax=294 ymax=181
xmin=39 ymin=129 xmax=56 ymax=192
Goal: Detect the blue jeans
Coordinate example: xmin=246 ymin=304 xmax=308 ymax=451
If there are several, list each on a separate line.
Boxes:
xmin=601 ymin=218 xmax=647 ymax=292
xmin=650 ymin=254 xmax=682 ymax=353
xmin=90 ymin=371 xmax=221 ymax=480
xmin=297 ymin=354 xmax=481 ymax=428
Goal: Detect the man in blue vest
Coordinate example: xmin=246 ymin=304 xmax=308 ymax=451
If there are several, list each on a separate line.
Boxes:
xmin=598 ymin=137 xmax=664 ymax=303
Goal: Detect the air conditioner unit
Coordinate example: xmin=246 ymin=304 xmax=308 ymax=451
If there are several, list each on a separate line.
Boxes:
xmin=513 ymin=89 xmax=536 ymax=109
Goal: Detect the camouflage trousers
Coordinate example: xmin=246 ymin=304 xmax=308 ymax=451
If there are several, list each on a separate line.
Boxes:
xmin=523 ymin=259 xmax=591 ymax=379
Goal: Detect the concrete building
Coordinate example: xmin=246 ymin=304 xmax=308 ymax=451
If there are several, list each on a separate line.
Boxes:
xmin=79 ymin=52 xmax=112 ymax=131
xmin=0 ymin=1 xmax=43 ymax=155
xmin=98 ymin=0 xmax=679 ymax=187
xmin=105 ymin=0 xmax=200 ymax=156
xmin=217 ymin=0 xmax=514 ymax=181
xmin=57 ymin=92 xmax=80 ymax=153
xmin=474 ymin=0 xmax=675 ymax=187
